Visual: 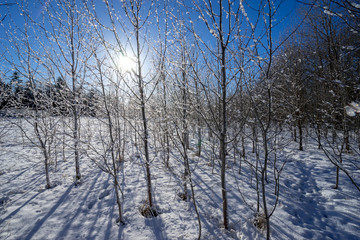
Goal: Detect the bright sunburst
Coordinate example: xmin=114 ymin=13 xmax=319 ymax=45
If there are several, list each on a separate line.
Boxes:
xmin=117 ymin=55 xmax=136 ymax=72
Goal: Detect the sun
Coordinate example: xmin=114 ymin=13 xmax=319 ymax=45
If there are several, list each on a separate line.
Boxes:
xmin=117 ymin=55 xmax=136 ymax=72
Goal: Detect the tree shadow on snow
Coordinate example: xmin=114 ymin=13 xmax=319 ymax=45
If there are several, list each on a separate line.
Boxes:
xmin=53 ymin=170 xmax=103 ymax=239
xmin=272 ymin=158 xmax=359 ymax=240
xmin=0 ymin=191 xmax=41 ymax=226
xmin=23 ymin=184 xmax=74 ymax=240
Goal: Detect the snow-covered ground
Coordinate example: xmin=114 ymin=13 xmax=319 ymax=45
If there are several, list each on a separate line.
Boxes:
xmin=0 ymin=118 xmax=359 ymax=239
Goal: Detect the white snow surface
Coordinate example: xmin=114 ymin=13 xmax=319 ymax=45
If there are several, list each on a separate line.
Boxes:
xmin=0 ymin=118 xmax=359 ymax=240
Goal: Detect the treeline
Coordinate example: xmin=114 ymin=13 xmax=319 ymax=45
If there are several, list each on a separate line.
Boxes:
xmin=0 ymin=72 xmax=99 ymax=116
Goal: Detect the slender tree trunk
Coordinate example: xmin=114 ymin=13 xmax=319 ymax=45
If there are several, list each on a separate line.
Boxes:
xmin=135 ymin=21 xmax=153 ymax=209
xmin=185 ymin=143 xmax=201 ymax=239
xmin=162 ymin=76 xmax=170 ymax=167
xmin=111 ymin=127 xmax=124 ymax=223
xmin=262 ymin=133 xmax=270 ymax=240
xmin=220 ymin=42 xmax=228 ymax=230
xmin=255 ymin=147 xmax=260 ymax=213
xmin=182 ymin=54 xmax=189 ymax=200
xmin=316 ymin=122 xmax=322 ymax=149
xmin=252 ymin=125 xmax=256 ymax=153
xmin=114 ymin=176 xmax=124 ymax=224
xmin=70 ymin=0 xmax=81 ymax=181
xmin=112 ymin=138 xmax=124 ymax=224
xmin=334 ymin=164 xmax=340 ymax=189
xmin=165 ymin=130 xmax=170 ymax=167
xmin=43 ymin=149 xmax=51 ymax=189
xmin=141 ymin=86 xmax=153 ymax=209
xmin=242 ymin=135 xmax=245 ymax=158
xmin=194 ymin=78 xmax=202 ymax=156
xmin=183 ymin=142 xmax=189 ymax=200
xmin=197 ymin=126 xmax=202 ymax=156
xmin=182 ymin=59 xmax=189 ymax=150
xmin=334 ymin=147 xmax=343 ymax=190
xmin=97 ymin=54 xmax=124 ymax=223
xmin=298 ymin=119 xmax=303 ymax=151
xmin=35 ymin=122 xmax=52 ymax=189
xmin=73 ymin=105 xmax=81 ymax=181
xmin=344 ymin=130 xmax=350 ymax=152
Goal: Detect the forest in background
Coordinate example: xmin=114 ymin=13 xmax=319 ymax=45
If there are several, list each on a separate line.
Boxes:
xmin=0 ymin=1 xmax=359 ymax=239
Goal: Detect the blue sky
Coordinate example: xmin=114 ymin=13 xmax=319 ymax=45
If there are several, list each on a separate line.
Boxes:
xmin=0 ymin=0 xmax=307 ymax=82
xmin=0 ymin=0 xmax=304 ymax=45
xmin=1 ymin=0 xmax=304 ymax=37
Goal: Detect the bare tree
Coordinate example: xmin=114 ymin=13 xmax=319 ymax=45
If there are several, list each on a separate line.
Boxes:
xmin=85 ymin=51 xmax=126 ymax=224
xmin=39 ymin=0 xmax=93 ymax=182
xmin=184 ymin=0 xmax=246 ymax=230
xmin=271 ymin=40 xmax=310 ymax=151
xmin=2 ymin=1 xmax=60 ymax=189
xmin=241 ymin=1 xmax=302 ymax=238
xmin=88 ymin=0 xmax=159 ymax=215
xmin=153 ymin=0 xmax=171 ymax=168
xmin=122 ymin=0 xmax=157 ymax=215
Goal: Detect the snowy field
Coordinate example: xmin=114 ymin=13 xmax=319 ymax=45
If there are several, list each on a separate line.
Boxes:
xmin=0 ymin=117 xmax=359 ymax=240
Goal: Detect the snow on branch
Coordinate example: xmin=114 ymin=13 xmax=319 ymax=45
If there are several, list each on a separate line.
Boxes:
xmin=345 ymin=102 xmax=360 ymax=117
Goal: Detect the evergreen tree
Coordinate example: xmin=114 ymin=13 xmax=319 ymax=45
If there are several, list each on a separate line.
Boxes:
xmin=53 ymin=77 xmax=70 ymax=115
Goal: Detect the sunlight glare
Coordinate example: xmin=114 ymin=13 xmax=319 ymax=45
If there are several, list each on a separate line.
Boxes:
xmin=118 ymin=55 xmax=136 ymax=72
